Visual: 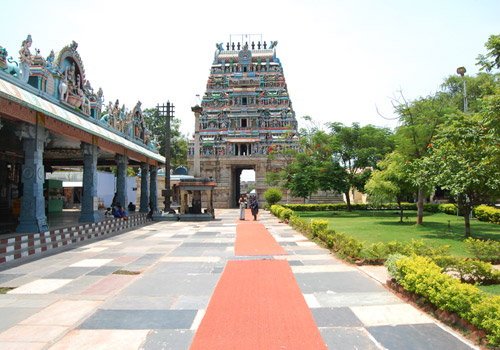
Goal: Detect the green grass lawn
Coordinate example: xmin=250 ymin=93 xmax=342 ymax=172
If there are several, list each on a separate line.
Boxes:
xmin=294 ymin=210 xmax=500 ymax=258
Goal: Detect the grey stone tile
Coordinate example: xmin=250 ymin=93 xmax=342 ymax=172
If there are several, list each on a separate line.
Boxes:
xmin=78 ymin=309 xmax=197 ymax=329
xmin=121 ymin=273 xmax=220 ymax=297
xmin=193 ymin=232 xmax=219 ymax=237
xmin=0 ymin=307 xmax=42 ymax=332
xmin=0 ymin=274 xmax=24 ymax=284
xmin=287 ymin=260 xmax=304 ymax=266
xmin=45 ymin=267 xmax=96 ymax=279
xmin=87 ymin=266 xmax=120 ymax=276
xmin=171 ymin=296 xmax=210 ymax=310
xmin=295 ymin=272 xmax=386 ymax=293
xmin=315 ymin=292 xmax=403 ymax=307
xmin=320 ymin=328 xmax=378 ymax=350
xmin=53 ymin=275 xmax=103 ymax=294
xmin=101 ymin=296 xmax=176 ymax=310
xmin=141 ymin=329 xmax=195 ymax=350
xmin=366 ymin=324 xmax=474 ymax=350
xmin=311 ymin=307 xmax=363 ymax=327
xmin=150 ymin=262 xmax=205 ymax=274
xmin=131 ymin=253 xmax=164 ymax=265
xmin=301 ymin=259 xmax=343 ymax=265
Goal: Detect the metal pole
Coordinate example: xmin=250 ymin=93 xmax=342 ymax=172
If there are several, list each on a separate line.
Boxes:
xmin=164 ymin=101 xmax=172 ymax=212
xmin=463 ymin=77 xmax=468 ymax=113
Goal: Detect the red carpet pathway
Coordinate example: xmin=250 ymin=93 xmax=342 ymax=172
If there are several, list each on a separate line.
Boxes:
xmin=234 ymin=222 xmax=288 ymax=256
xmin=190 ymin=219 xmax=327 ymax=349
xmin=190 ymin=259 xmax=327 ymax=350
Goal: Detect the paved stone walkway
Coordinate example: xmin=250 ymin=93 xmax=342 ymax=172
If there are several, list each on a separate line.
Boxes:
xmin=0 ymin=209 xmax=479 ymax=349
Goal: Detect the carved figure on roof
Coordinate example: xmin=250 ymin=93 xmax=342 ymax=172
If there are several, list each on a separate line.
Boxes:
xmin=132 ymin=101 xmax=145 ymax=139
xmin=19 ymin=34 xmax=33 ymax=83
xmin=0 ymin=46 xmax=20 ymax=77
xmin=76 ymin=74 xmax=90 ymax=114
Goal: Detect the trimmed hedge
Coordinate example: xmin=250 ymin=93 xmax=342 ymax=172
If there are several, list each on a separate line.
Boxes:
xmin=474 ymin=205 xmax=500 ymax=224
xmin=388 ymin=255 xmax=500 ymax=346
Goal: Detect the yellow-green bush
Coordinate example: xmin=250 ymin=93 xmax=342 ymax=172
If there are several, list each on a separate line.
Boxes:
xmin=309 ymin=220 xmax=328 ymax=238
xmin=473 ymin=205 xmax=500 ymax=224
xmin=464 ymin=237 xmax=500 ymax=262
xmin=390 ymin=255 xmax=500 ymax=346
xmin=279 ymin=208 xmax=294 ymax=221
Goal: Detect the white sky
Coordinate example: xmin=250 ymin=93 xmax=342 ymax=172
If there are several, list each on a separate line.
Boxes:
xmin=1 ymin=0 xmax=498 ymax=140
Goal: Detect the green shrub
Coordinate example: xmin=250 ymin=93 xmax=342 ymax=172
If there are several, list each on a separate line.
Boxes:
xmin=262 ymin=202 xmax=270 ymax=211
xmin=385 ymin=253 xmax=406 ymax=282
xmin=309 ymin=219 xmax=328 ymax=238
xmin=470 ymin=295 xmax=500 ymax=346
xmin=474 ymin=205 xmax=500 ymax=224
xmin=439 ymin=203 xmax=460 ymax=215
xmin=280 ymin=208 xmax=294 ymax=221
xmin=264 ymin=188 xmax=283 ymax=206
xmin=363 ymin=239 xmax=450 ymax=261
xmin=464 ymin=237 xmax=500 ymax=262
xmin=423 ymin=203 xmax=440 ymax=213
xmin=392 ymin=255 xmax=500 ymax=346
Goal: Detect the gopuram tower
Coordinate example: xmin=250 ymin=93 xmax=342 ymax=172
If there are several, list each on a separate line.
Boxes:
xmin=188 ymin=36 xmax=300 ymax=208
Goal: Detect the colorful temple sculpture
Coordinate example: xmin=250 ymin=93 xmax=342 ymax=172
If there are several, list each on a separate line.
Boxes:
xmin=188 ymin=37 xmax=300 ymax=208
xmin=0 ymin=35 xmax=165 ymax=233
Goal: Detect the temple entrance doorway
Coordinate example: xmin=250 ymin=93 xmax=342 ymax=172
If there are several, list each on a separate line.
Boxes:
xmin=231 ymin=166 xmax=255 ymax=207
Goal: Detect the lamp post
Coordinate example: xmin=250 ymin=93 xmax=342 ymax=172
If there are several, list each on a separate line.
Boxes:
xmin=456 ymin=66 xmax=468 ymax=113
xmin=157 ymin=101 xmax=175 ymax=213
xmin=191 ymin=94 xmax=202 ymax=178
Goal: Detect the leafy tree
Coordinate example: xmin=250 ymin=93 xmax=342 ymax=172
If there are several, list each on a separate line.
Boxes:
xmin=393 ymin=92 xmax=457 ymax=224
xmin=282 ymin=151 xmax=319 ymax=202
xmin=327 ymin=122 xmax=394 ymax=210
xmin=477 ymin=34 xmax=500 ymax=72
xmin=419 ymin=113 xmax=500 ymax=237
xmin=142 ymin=107 xmax=188 ymax=170
xmin=365 ymin=151 xmax=415 ymax=222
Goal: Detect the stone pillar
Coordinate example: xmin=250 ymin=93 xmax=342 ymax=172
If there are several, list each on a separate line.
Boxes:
xmin=150 ymin=165 xmax=158 ymax=212
xmin=16 ymin=124 xmax=50 ymax=233
xmin=115 ymin=154 xmax=128 ymax=210
xmin=79 ymin=142 xmax=100 ymax=223
xmin=140 ymin=163 xmax=149 ymax=212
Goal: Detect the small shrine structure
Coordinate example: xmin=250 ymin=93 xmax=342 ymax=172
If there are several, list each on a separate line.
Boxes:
xmin=0 ymin=35 xmax=165 ymax=233
xmin=187 ymin=35 xmax=300 ymax=208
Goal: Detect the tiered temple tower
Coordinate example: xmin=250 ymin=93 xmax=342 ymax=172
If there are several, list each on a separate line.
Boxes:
xmin=188 ymin=36 xmax=300 ymax=208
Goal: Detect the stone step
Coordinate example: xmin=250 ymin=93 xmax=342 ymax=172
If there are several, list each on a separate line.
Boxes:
xmin=0 ymin=213 xmax=151 ymax=265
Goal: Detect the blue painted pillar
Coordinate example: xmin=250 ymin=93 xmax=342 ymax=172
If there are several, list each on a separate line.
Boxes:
xmin=149 ymin=165 xmax=158 ymax=212
xmin=79 ymin=142 xmax=100 ymax=223
xmin=115 ymin=154 xmax=128 ymax=209
xmin=139 ymin=163 xmax=149 ymax=212
xmin=16 ymin=124 xmax=49 ymax=233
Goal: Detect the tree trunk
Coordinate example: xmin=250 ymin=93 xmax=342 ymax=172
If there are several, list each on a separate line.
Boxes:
xmin=398 ymin=198 xmax=403 ymax=223
xmin=463 ymin=205 xmax=471 ymax=238
xmin=417 ymin=188 xmax=424 ymax=225
xmin=345 ymin=191 xmax=352 ymax=211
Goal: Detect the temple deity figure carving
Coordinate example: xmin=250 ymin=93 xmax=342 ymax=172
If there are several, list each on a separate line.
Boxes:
xmin=19 ymin=34 xmax=33 ymax=83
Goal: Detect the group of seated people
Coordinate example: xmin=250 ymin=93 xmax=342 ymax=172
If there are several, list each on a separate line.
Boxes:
xmin=105 ymin=196 xmax=137 ymax=220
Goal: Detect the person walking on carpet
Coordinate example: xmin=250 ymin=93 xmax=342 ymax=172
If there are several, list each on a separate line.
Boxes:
xmin=250 ymin=196 xmax=259 ymax=221
xmin=239 ymin=194 xmax=247 ymax=220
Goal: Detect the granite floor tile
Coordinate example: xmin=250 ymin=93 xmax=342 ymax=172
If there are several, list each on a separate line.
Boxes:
xmin=70 ymin=259 xmax=113 ymax=267
xmin=350 ymin=304 xmax=434 ymax=326
xmin=0 ymin=307 xmax=42 ymax=332
xmin=50 ymin=329 xmax=150 ymax=350
xmin=0 ymin=324 xmax=67 ymax=342
xmin=319 ymin=327 xmax=379 ymax=350
xmin=44 ymin=267 xmax=96 ymax=279
xmin=0 ymin=341 xmax=46 ymax=350
xmin=141 ymin=329 xmax=195 ymax=350
xmin=52 ymin=276 xmax=103 ymax=295
xmin=0 ymin=274 xmax=24 ymax=284
xmin=101 ymin=296 xmax=176 ymax=310
xmin=78 ymin=309 xmax=198 ymax=329
xmin=19 ymin=300 xmax=99 ymax=326
xmin=366 ymin=324 xmax=474 ymax=350
xmin=86 ymin=266 xmax=120 ymax=276
xmin=295 ymin=272 xmax=387 ymax=294
xmin=81 ymin=274 xmax=135 ymax=295
xmin=171 ymin=296 xmax=211 ymax=310
xmin=8 ymin=279 xmax=73 ymax=294
xmin=315 ymin=291 xmax=404 ymax=307
xmin=311 ymin=307 xmax=364 ymax=327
